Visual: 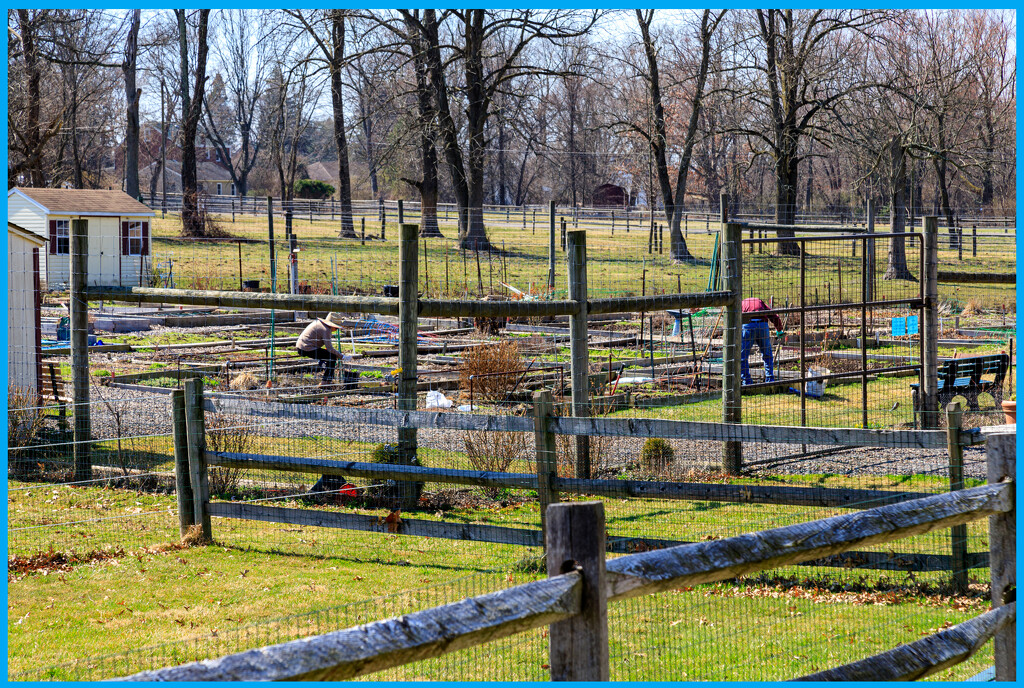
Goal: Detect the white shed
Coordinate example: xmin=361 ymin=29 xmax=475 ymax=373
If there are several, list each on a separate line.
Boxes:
xmin=7 ymin=187 xmax=156 ymax=289
xmin=8 ymin=222 xmax=45 ymax=397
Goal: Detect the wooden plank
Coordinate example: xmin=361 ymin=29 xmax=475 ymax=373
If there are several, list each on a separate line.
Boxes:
xmin=546 ymin=502 xmax=609 ymax=681
xmin=567 ymin=230 xmax=591 ymax=479
xmin=555 ymin=477 xmax=931 ymax=508
xmin=85 ymin=286 xmax=401 ymax=316
xmin=587 ymin=291 xmax=731 ymax=315
xmin=548 ymin=416 xmax=948 ymax=449
xmin=986 ymin=425 xmax=1015 ymax=681
xmin=603 ymin=482 xmax=1011 ymax=602
xmin=419 ymin=298 xmax=578 ymax=318
xmin=606 ymin=537 xmax=990 ymax=572
xmin=208 ymin=452 xmax=538 ymax=490
xmin=113 ymin=569 xmax=580 ymax=681
xmin=937 ymin=270 xmax=1015 ymax=284
xmin=205 ymin=397 xmax=536 ymax=432
xmin=792 ymin=603 xmax=1016 ymax=681
xmin=208 ymin=502 xmax=544 ymax=547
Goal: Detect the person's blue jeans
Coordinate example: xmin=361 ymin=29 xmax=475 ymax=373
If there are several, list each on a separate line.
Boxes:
xmin=741 ymin=321 xmax=774 ymax=385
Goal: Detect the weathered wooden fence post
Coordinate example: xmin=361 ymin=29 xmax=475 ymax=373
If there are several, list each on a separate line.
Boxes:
xmin=397 ymin=199 xmax=404 ymax=226
xmin=945 ymin=401 xmax=968 ymax=593
xmin=986 ymin=425 xmax=1015 ymax=681
xmin=397 ymin=224 xmax=420 ymax=508
xmin=172 ymin=388 xmax=196 ymax=537
xmin=546 ymin=501 xmax=609 ymax=681
xmin=184 ymin=377 xmax=211 ymax=540
xmin=533 ymin=390 xmax=560 ymax=537
xmin=722 ymin=219 xmax=743 ymax=474
xmin=71 ymin=218 xmax=91 ymax=482
xmin=567 ymin=230 xmax=591 ymax=479
xmin=548 ymin=200 xmax=556 ymax=293
xmin=921 ymin=217 xmax=940 ymax=428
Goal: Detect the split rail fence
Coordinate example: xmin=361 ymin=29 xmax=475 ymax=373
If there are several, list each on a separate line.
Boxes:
xmin=173 ymin=377 xmax=989 ymax=585
xmin=117 ymin=425 xmax=1015 ymax=682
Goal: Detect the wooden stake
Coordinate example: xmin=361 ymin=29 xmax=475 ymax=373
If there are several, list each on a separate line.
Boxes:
xmin=71 ymin=218 xmax=91 ymax=481
xmin=171 ymin=389 xmax=196 ymax=537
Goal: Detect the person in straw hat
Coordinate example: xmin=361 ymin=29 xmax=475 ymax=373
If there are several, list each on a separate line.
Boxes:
xmin=296 ymin=312 xmax=345 ymax=386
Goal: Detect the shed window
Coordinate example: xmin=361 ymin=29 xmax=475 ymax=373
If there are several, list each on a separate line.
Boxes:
xmin=127 ymin=221 xmax=144 ymax=255
xmin=54 ymin=220 xmax=69 ymax=254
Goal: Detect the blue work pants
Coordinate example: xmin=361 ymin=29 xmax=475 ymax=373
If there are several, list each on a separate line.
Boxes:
xmin=741 ymin=321 xmax=774 ymax=385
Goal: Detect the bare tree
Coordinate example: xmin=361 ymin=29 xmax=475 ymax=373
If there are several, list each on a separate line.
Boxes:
xmin=122 ymin=9 xmax=141 ymax=198
xmin=402 ymin=9 xmax=600 ymax=250
xmin=632 ymin=9 xmax=724 ymax=262
xmin=200 ymin=9 xmax=268 ymax=199
xmin=175 ymin=9 xmax=211 ymax=237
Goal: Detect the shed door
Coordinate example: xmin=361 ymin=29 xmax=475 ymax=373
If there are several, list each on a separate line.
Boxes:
xmin=87 ymin=217 xmax=120 ymax=286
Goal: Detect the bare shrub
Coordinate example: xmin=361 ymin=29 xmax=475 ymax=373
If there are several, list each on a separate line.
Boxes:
xmin=960 ymin=299 xmax=983 ymax=316
xmin=459 ymin=340 xmax=522 ymax=401
xmin=554 ymin=396 xmax=615 ymax=477
xmin=229 ymin=372 xmax=259 ymax=391
xmin=205 ymin=413 xmax=256 ymax=496
xmin=9 ymin=385 xmax=46 ymax=476
xmin=464 ymin=430 xmax=531 ymax=498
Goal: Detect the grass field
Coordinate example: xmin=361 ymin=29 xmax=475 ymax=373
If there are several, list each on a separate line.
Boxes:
xmin=141 ymin=211 xmax=1015 ymax=310
xmin=8 ymin=476 xmax=993 ymax=681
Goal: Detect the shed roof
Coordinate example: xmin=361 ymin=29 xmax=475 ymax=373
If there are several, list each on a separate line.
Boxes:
xmin=9 ymin=188 xmax=156 ymax=217
xmin=8 ymin=221 xmax=47 ymax=245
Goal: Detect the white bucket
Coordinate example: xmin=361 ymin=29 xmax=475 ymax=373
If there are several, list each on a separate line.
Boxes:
xmin=805 ymin=366 xmax=831 ymax=398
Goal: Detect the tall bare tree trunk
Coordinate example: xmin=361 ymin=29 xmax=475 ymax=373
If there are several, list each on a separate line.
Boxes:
xmin=177 ymin=10 xmax=210 ymax=237
xmin=17 ymin=10 xmax=46 ymax=187
xmin=329 ymin=11 xmax=357 ymax=238
xmin=403 ymin=13 xmax=442 ymax=237
xmin=885 ymin=137 xmax=915 ymax=281
xmin=122 ymin=9 xmax=141 ymax=199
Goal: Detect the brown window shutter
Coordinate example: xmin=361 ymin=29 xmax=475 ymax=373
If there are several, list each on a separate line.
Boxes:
xmin=49 ymin=220 xmax=57 ymax=254
xmin=121 ymin=221 xmax=130 ymax=255
xmin=141 ymin=221 xmax=149 ymax=255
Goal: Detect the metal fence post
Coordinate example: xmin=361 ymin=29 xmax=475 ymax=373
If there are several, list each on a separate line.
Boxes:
xmin=866 ymin=199 xmax=875 ymax=303
xmin=722 ymin=220 xmax=742 ymax=474
xmin=567 ymin=230 xmax=590 ymax=479
xmin=921 ymin=217 xmax=939 ymax=428
xmin=172 ymin=388 xmax=196 ymax=537
xmin=546 ymin=501 xmax=609 ymax=681
xmin=71 ymin=218 xmax=91 ymax=482
xmin=532 ymin=390 xmax=560 ymax=538
xmin=184 ymin=377 xmax=211 ymax=540
xmin=397 ymin=223 xmax=420 ymax=508
xmin=945 ymin=401 xmax=968 ymax=593
xmin=986 ymin=425 xmax=1016 ymax=681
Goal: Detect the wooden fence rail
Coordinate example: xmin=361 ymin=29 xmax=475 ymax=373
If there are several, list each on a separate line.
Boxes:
xmin=202 ymin=396 xmax=950 ymax=449
xmin=115 ymin=432 xmax=1014 ymax=682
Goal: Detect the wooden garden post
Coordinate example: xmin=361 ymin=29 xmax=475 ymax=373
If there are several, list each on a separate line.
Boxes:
xmin=921 ymin=217 xmax=939 ymax=428
xmin=397 ymin=223 xmax=420 ymax=508
xmin=567 ymin=230 xmax=590 ymax=479
xmin=986 ymin=425 xmax=1015 ymax=681
xmin=945 ymin=401 xmax=968 ymax=593
xmin=722 ymin=219 xmax=742 ymax=474
xmin=546 ymin=501 xmax=609 ymax=681
xmin=172 ymin=388 xmax=196 ymax=537
xmin=71 ymin=218 xmax=91 ymax=482
xmin=532 ymin=390 xmax=560 ymax=538
xmin=866 ymin=199 xmax=876 ymax=303
xmin=184 ymin=377 xmax=211 ymax=540
xmin=548 ymin=200 xmax=556 ymax=293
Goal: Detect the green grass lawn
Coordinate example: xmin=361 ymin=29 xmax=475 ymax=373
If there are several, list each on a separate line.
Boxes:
xmin=142 ymin=211 xmax=1015 ymax=311
xmin=9 ymin=467 xmax=993 ymax=680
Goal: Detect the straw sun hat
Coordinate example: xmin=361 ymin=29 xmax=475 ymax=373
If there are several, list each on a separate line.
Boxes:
xmin=320 ymin=312 xmax=344 ymax=329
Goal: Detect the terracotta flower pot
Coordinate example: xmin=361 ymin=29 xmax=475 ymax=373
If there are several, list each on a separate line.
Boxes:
xmin=1001 ymin=400 xmax=1016 ymax=424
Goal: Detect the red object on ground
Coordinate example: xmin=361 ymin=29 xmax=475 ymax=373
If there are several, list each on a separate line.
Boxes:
xmin=339 ymin=483 xmax=358 ymax=498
